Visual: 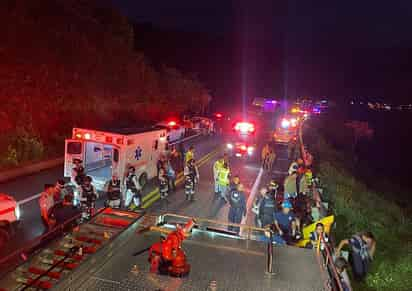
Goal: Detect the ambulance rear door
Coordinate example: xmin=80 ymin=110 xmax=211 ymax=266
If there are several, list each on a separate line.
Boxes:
xmin=64 ymin=139 xmax=84 ymax=178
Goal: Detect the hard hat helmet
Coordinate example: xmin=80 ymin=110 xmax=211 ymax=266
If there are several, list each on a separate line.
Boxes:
xmin=282 ymin=200 xmax=292 ymax=209
xmin=269 ymin=180 xmax=279 ymax=189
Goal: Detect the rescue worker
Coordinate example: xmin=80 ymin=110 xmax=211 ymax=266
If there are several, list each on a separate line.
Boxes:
xmin=165 ymin=159 xmax=176 ymax=192
xmin=335 ymin=231 xmax=376 ymax=282
xmin=261 ymin=143 xmax=270 ymax=168
xmin=157 ymin=154 xmax=167 ymax=178
xmin=185 ymin=146 xmax=195 ymax=165
xmin=252 ymin=190 xmax=263 ymax=227
xmin=158 ymin=167 xmax=169 ymax=199
xmin=229 ymin=175 xmax=240 ymax=192
xmin=105 ymin=174 xmax=122 ymax=208
xmin=184 ymin=159 xmax=199 ymax=201
xmin=39 ymin=184 xmax=56 ymax=229
xmin=53 ymin=179 xmax=66 ymax=202
xmin=284 ymin=170 xmax=298 ymax=199
xmin=49 ymin=194 xmax=81 ymax=230
xmin=124 ymin=166 xmax=142 ymax=209
xmin=267 ymin=149 xmax=276 ymax=171
xmin=213 ymin=155 xmax=225 ymax=195
xmin=288 ymin=160 xmax=299 ymax=176
xmin=273 ymin=200 xmax=301 ymax=244
xmin=217 ymin=162 xmax=230 ymax=202
xmin=268 ymin=180 xmax=280 ymax=202
xmin=72 ymin=159 xmax=85 ymax=186
xmin=79 ymin=176 xmax=98 ymax=220
xmin=259 ymin=187 xmax=276 ymax=228
xmin=228 ymin=184 xmax=246 ymax=234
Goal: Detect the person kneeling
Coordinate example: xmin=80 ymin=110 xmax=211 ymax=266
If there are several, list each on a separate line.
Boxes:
xmin=273 ymin=200 xmax=301 ymax=244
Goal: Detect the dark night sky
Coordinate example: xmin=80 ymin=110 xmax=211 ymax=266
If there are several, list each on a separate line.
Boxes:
xmin=112 ymin=0 xmax=412 ymax=103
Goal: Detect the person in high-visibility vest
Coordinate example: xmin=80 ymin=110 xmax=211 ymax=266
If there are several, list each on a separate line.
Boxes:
xmin=213 ymin=155 xmax=226 ymax=195
xmin=217 ymin=162 xmax=230 ymax=202
xmin=185 ymin=146 xmax=195 ymax=165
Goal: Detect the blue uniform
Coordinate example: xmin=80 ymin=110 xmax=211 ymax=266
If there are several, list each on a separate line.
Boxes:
xmin=228 ymin=189 xmax=246 ymax=234
xmin=259 ymin=197 xmax=276 ymax=227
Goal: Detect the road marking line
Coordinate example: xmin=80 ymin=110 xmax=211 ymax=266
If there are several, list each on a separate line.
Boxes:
xmin=240 ymin=167 xmax=263 ymax=227
xmin=90 ymin=276 xmax=121 ymax=285
xmin=18 ymin=193 xmax=42 ymax=205
xmin=15 ymin=134 xmax=207 ymax=206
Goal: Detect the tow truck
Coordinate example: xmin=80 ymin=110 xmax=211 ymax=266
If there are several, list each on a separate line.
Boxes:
xmin=0 ymin=211 xmax=340 ymax=291
xmin=225 ymin=121 xmax=256 ymax=158
xmin=0 ymin=193 xmax=20 ymax=249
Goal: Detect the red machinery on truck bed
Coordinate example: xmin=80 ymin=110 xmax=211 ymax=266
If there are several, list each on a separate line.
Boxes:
xmin=0 ymin=211 xmax=340 ymax=291
xmin=0 ymin=208 xmax=143 ymax=291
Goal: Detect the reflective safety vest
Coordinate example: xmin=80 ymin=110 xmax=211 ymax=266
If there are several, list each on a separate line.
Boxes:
xmin=126 ymin=174 xmax=138 ymax=191
xmin=305 ymin=170 xmax=313 ymax=186
xmin=213 ymin=160 xmax=224 ymax=178
xmin=185 ymin=151 xmax=194 ymax=163
xmin=217 ymin=168 xmax=230 ymax=186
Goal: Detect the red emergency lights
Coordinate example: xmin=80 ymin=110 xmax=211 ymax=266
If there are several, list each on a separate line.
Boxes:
xmin=215 ymin=113 xmax=223 ymax=118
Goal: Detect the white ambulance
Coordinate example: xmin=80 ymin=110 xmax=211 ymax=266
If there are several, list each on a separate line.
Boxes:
xmin=64 ymin=127 xmax=168 ymax=191
xmin=0 ymin=193 xmax=20 ymax=248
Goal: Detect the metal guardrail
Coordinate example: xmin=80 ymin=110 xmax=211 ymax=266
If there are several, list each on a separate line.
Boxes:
xmin=157 ymin=213 xmax=275 ymax=275
xmin=315 ymin=234 xmax=344 ymax=291
xmin=299 ymin=119 xmax=346 ymax=291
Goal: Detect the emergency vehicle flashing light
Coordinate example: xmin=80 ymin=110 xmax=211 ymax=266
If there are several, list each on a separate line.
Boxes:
xmin=167 ymin=121 xmax=177 ymax=127
xmin=281 ymin=119 xmax=290 ymax=128
xmin=84 ymin=133 xmax=91 ymax=140
xmin=234 ymin=122 xmax=255 ymax=133
xmin=227 ymin=143 xmax=233 ymax=149
xmin=215 ymin=113 xmax=222 ymax=118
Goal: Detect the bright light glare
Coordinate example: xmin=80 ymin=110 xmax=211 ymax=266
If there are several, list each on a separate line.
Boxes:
xmin=168 ymin=121 xmax=177 ymax=127
xmin=281 ymin=119 xmax=290 ymax=128
xmin=84 ymin=133 xmax=91 ymax=140
xmin=234 ymin=122 xmax=255 ymax=133
xmin=215 ymin=113 xmax=222 ymax=118
xmin=247 ymin=146 xmax=254 ymax=155
xmin=240 ymin=145 xmax=247 ymax=151
xmin=15 ymin=204 xmax=21 ymax=220
xmin=227 ymin=143 xmax=233 ymax=149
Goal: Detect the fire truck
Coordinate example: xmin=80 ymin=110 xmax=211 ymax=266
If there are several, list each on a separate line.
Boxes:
xmin=225 ymin=121 xmax=257 ymax=158
xmin=64 ymin=127 xmax=168 ymax=191
xmin=0 ymin=193 xmax=20 ymax=249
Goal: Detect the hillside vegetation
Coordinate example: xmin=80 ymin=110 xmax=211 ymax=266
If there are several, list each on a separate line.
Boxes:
xmin=305 ymin=121 xmax=412 ymax=291
xmin=0 ymin=0 xmax=211 ymax=167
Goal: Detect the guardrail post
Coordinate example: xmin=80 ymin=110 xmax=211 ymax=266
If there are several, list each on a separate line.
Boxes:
xmin=265 ymin=230 xmax=275 ymax=275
